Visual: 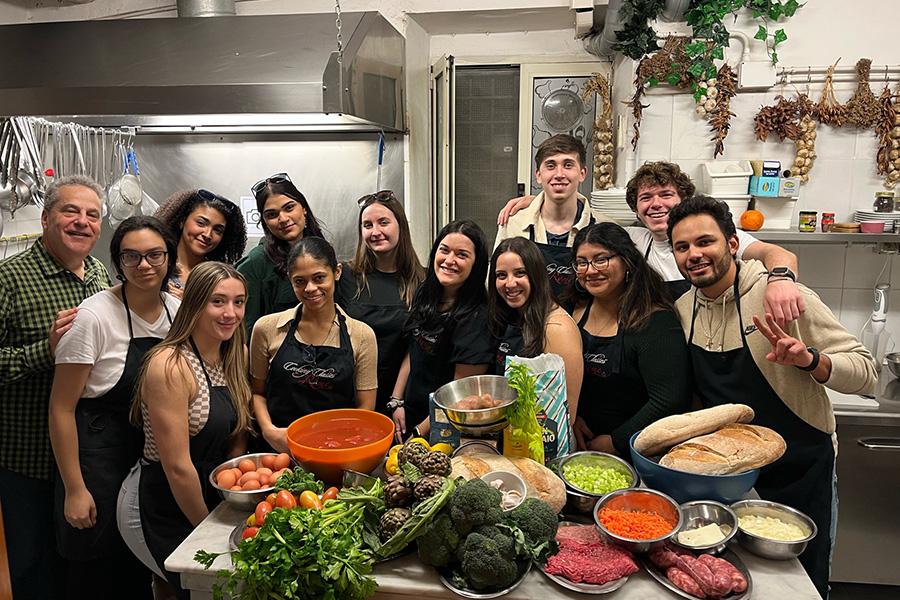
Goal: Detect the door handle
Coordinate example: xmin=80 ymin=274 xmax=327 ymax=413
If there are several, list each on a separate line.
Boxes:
xmin=857 ymin=437 xmax=900 ymax=450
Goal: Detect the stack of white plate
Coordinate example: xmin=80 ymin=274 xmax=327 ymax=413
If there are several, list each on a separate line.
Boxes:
xmin=589 ymin=189 xmax=634 ymax=225
xmin=854 ymin=210 xmax=899 ymax=232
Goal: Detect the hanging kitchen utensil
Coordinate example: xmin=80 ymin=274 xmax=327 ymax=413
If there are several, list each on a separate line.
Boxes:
xmin=16 ymin=118 xmax=46 ymax=206
xmin=107 ymin=148 xmax=142 ymax=226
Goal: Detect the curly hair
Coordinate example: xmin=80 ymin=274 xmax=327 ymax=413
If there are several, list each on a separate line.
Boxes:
xmin=154 ymin=189 xmax=247 ymax=267
xmin=667 ymin=194 xmax=737 ymax=243
xmin=624 ymin=161 xmax=696 ymax=212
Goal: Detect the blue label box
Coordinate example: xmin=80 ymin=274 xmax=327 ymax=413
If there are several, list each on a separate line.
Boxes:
xmin=749 ymin=175 xmax=781 ymax=197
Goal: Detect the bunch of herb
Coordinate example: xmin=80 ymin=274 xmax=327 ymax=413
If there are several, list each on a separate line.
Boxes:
xmin=273 ymin=466 xmax=323 ymax=496
xmin=506 ymin=362 xmax=544 ymax=463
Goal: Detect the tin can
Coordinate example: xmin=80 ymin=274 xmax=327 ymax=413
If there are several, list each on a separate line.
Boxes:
xmin=821 ymin=212 xmax=835 ymax=232
xmin=799 ymin=211 xmax=817 ymax=232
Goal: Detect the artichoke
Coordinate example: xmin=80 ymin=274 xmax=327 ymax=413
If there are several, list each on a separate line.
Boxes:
xmin=379 ymin=507 xmax=412 ymax=542
xmin=397 ymin=440 xmax=429 ymax=469
xmin=414 ymin=474 xmax=445 ymax=502
xmin=385 ymin=474 xmax=413 ymax=508
xmin=419 ymin=451 xmax=451 ymax=477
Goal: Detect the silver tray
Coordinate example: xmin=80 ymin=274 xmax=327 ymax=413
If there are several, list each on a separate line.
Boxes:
xmin=536 ymin=522 xmax=631 ymax=594
xmin=640 ymin=548 xmax=753 ymax=600
xmin=438 ymin=560 xmax=531 ymax=598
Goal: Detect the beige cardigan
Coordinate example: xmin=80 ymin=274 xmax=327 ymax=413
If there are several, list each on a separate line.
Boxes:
xmin=674 ymin=259 xmax=877 ymax=434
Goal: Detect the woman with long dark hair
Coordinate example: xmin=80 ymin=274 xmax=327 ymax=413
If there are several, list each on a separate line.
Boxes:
xmin=390 ymin=220 xmax=494 ymax=441
xmin=250 ymin=236 xmax=378 ymax=452
xmin=336 ymin=191 xmax=425 ymax=415
xmin=237 ymin=173 xmax=325 ymax=334
xmin=155 ymin=188 xmax=247 ymax=298
xmin=49 ymin=215 xmax=179 ymax=598
xmin=488 ymin=237 xmax=583 ymax=419
xmin=568 ymin=222 xmax=691 ymax=455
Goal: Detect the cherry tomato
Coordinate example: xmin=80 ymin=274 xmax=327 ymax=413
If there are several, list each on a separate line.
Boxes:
xmin=275 ymin=490 xmax=297 ymax=509
xmin=265 ymin=492 xmax=277 ymax=506
xmin=242 ymin=526 xmax=259 ymax=540
xmin=255 ymin=501 xmax=273 ymax=527
xmin=299 ymin=490 xmax=323 ymax=510
xmin=321 ymin=487 xmax=339 ymax=502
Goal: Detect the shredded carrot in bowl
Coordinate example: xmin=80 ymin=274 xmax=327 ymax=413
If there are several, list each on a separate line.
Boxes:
xmin=598 ymin=507 xmax=674 ymax=540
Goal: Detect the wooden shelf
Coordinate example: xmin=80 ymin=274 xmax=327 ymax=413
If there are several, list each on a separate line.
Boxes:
xmin=750 ymin=230 xmax=900 ymax=244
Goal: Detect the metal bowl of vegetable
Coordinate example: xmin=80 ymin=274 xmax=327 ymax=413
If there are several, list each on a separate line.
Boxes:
xmin=432 ymin=375 xmax=518 ymax=435
xmin=671 ymin=500 xmax=738 ymax=555
xmin=556 ymin=451 xmax=638 ymax=499
xmin=593 ymin=488 xmax=682 ymax=554
xmin=730 ymin=499 xmax=817 ymax=560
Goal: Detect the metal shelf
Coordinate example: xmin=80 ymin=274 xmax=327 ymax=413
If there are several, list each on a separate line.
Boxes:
xmin=750 ymin=230 xmax=900 ymax=244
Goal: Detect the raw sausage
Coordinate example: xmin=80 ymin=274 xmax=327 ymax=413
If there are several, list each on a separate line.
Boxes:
xmin=666 ymin=566 xmax=707 ymax=598
xmin=697 ymin=554 xmax=736 ymax=597
xmin=675 ymin=555 xmax=731 ymax=598
xmin=704 ymin=554 xmax=748 ymax=593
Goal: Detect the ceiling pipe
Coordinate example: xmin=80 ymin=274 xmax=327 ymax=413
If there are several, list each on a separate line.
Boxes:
xmin=584 ymin=0 xmax=689 ymax=57
xmin=176 ymin=0 xmax=236 ymax=17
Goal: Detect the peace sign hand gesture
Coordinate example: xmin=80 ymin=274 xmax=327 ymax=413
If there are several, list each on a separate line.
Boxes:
xmin=752 ymin=313 xmax=814 ymax=368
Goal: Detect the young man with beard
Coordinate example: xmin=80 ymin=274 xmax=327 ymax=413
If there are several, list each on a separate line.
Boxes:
xmin=494 ymin=134 xmax=604 ymax=299
xmin=668 ymin=195 xmax=876 ymax=599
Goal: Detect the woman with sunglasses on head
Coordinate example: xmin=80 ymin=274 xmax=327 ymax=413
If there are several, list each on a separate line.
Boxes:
xmin=130 ymin=262 xmax=252 ymax=599
xmin=49 ymin=216 xmax=180 ymax=599
xmin=489 ymin=237 xmax=583 ymax=419
xmin=336 ymin=191 xmax=425 ymax=416
xmin=237 ymin=173 xmax=326 ymax=335
xmin=250 ymin=237 xmax=378 ymax=453
xmin=155 ymin=188 xmax=247 ymax=298
xmin=390 ymin=220 xmax=494 ymax=442
xmin=568 ymin=222 xmax=691 ymax=456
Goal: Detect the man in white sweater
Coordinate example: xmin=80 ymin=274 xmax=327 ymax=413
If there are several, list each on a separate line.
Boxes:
xmin=668 ymin=194 xmax=877 ymax=599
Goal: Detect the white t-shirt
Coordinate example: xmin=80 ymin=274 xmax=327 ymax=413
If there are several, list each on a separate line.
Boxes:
xmin=626 ymin=227 xmax=758 ymax=282
xmin=55 ymin=288 xmax=181 ymax=398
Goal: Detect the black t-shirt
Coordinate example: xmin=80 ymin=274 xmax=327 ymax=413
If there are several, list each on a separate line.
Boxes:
xmin=335 ymin=265 xmax=410 ymax=414
xmin=546 ymin=199 xmax=586 ymax=247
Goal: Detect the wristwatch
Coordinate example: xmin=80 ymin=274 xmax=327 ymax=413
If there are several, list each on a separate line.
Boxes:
xmin=796 ymin=346 xmax=820 ymax=372
xmin=386 ymin=396 xmax=404 ymax=411
xmin=767 ymin=267 xmax=797 ymax=282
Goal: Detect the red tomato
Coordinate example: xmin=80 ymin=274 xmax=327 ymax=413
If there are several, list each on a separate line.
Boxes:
xmin=238 ymin=459 xmax=256 ymax=474
xmin=242 ymin=526 xmax=259 ymax=540
xmin=299 ymin=490 xmax=323 ymax=510
xmin=275 ymin=490 xmax=297 ymax=509
xmin=265 ymin=493 xmax=277 ymax=505
xmin=273 ymin=453 xmax=291 ymax=471
xmin=321 ymin=487 xmax=339 ymax=502
xmin=260 ymin=454 xmax=276 ymax=469
xmin=255 ymin=501 xmax=273 ymax=527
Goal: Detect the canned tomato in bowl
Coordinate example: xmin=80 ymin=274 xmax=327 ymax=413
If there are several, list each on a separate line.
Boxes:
xmin=798 ymin=211 xmax=817 ymax=232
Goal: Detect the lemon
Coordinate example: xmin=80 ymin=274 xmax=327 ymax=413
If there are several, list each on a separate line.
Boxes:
xmin=385 ymin=454 xmax=399 ymax=475
xmin=408 ymin=437 xmax=431 ymax=451
xmin=431 ymin=443 xmax=454 ymax=456
xmin=389 ymin=444 xmax=404 ymax=459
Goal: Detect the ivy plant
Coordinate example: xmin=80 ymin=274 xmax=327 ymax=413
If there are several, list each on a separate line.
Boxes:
xmin=612 ymin=0 xmax=667 ymax=59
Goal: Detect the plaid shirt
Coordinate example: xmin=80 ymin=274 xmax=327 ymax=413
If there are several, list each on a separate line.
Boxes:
xmin=0 ymin=238 xmax=110 ymax=480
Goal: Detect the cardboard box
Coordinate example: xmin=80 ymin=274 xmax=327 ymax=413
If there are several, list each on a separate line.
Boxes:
xmin=749 ymin=175 xmax=780 ymax=197
xmin=779 ymin=177 xmax=801 ymax=198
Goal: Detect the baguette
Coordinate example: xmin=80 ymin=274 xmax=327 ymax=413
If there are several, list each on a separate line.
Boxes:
xmin=451 ymin=453 xmax=566 ymax=513
xmin=659 ymin=424 xmax=786 ymax=475
xmin=634 ymin=404 xmax=755 ymax=457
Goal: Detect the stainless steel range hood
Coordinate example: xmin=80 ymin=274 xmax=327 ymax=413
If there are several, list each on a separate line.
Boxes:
xmin=0 ymin=12 xmax=405 ymax=132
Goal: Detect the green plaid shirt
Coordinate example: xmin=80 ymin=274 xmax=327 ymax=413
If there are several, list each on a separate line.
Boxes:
xmin=0 ymin=238 xmax=110 ymax=480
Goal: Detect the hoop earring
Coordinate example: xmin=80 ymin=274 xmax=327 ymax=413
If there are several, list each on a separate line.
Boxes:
xmin=625 ymin=270 xmax=631 ymax=284
xmin=574 ymin=278 xmax=586 ymax=293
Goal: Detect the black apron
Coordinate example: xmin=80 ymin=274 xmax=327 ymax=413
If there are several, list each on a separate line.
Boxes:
xmin=494 ymin=324 xmax=524 ymax=375
xmin=264 ymin=306 xmax=357 ymax=430
xmin=405 ymin=315 xmax=454 ymax=433
xmin=687 ymin=269 xmax=835 ymax=599
xmin=644 ymin=239 xmax=691 ymax=300
xmin=575 ymin=302 xmax=625 ymax=433
xmin=140 ymin=338 xmax=237 ymax=596
xmin=55 ymin=286 xmax=171 ymax=561
xmin=528 ymin=209 xmax=595 ymax=300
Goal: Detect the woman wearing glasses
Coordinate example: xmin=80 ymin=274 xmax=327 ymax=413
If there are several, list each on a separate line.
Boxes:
xmin=391 ymin=220 xmax=494 ymax=442
xmin=154 ymin=188 xmax=247 ymax=299
xmin=49 ymin=216 xmax=179 ymax=598
xmin=237 ymin=173 xmax=326 ymax=335
xmin=569 ymin=222 xmax=691 ymax=456
xmin=489 ymin=237 xmax=583 ymax=417
xmin=250 ymin=236 xmax=377 ymax=453
xmin=336 ymin=191 xmax=425 ymax=415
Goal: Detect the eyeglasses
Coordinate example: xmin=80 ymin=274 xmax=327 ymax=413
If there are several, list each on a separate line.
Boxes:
xmin=121 ymin=250 xmax=168 ymax=268
xmin=197 ymin=188 xmax=229 ymax=203
xmin=572 ymin=254 xmax=617 ymax=273
xmin=251 ymin=173 xmax=291 ymax=196
xmin=357 ymin=190 xmax=397 ymax=207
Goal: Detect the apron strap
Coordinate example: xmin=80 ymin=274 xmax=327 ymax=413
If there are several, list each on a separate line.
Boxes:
xmin=687 ymin=262 xmax=745 ymax=346
xmin=577 ymin=301 xmax=591 ymax=328
xmin=188 ymin=336 xmax=216 ymax=390
xmin=121 ymin=283 xmax=136 ymax=340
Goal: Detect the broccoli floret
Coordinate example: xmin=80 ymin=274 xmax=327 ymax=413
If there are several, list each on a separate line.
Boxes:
xmin=457 ymin=530 xmax=518 ymax=591
xmin=448 ymin=479 xmax=502 ymax=535
xmin=416 ymin=513 xmax=460 ymax=568
xmin=504 ymin=497 xmax=559 ymax=548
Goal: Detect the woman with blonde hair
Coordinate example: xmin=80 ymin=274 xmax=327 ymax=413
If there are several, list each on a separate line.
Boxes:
xmin=336 ymin=190 xmax=424 ymax=415
xmin=124 ymin=261 xmax=252 ymax=598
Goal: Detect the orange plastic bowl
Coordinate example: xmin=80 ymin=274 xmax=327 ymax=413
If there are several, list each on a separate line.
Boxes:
xmin=286 ymin=409 xmax=394 ymax=484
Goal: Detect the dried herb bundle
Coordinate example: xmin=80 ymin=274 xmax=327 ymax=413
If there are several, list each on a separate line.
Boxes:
xmin=845 ymin=58 xmax=881 ymax=129
xmin=813 ymin=62 xmax=846 ymax=127
xmin=709 ymin=64 xmax=737 ymax=158
xmin=876 ymin=84 xmax=900 ymax=188
xmin=754 ymin=95 xmax=801 ymax=142
xmin=582 ymin=73 xmax=615 ymax=190
xmin=629 ymin=36 xmax=691 ymax=150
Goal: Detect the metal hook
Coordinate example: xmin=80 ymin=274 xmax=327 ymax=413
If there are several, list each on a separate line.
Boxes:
xmin=807 ymin=67 xmax=812 ymax=84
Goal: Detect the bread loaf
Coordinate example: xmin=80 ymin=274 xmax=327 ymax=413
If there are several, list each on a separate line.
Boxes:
xmin=659 ymin=424 xmax=787 ymax=475
xmin=634 ymin=404 xmax=755 ymax=457
xmin=451 ymin=453 xmax=566 ymax=512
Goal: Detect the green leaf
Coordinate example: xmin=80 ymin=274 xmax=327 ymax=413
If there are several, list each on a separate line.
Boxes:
xmin=688 ymin=62 xmax=706 ymax=79
xmin=773 ymin=28 xmax=788 ymax=45
xmin=771 ymin=50 xmax=779 ymax=64
xmin=666 ymin=72 xmax=682 ymax=86
xmin=685 ymin=41 xmax=706 ymax=57
xmin=785 ymin=0 xmax=800 ymax=16
xmin=706 ymin=66 xmax=718 ymax=80
xmin=648 ymin=76 xmax=659 ymax=87
xmin=713 ymin=46 xmax=725 ymax=60
xmin=768 ymin=4 xmax=783 ymax=20
xmin=751 ymin=8 xmax=762 ymax=18
xmin=754 ymin=25 xmax=768 ymax=41
xmin=694 ymin=89 xmax=705 ymax=102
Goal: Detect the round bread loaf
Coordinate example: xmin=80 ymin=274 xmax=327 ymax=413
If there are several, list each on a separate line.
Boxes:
xmin=450 ymin=453 xmax=566 ymax=513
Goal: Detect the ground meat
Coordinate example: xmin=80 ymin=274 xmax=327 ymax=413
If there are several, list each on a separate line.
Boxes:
xmin=545 ymin=525 xmax=638 ymax=585
xmin=456 ymin=393 xmax=499 ymax=410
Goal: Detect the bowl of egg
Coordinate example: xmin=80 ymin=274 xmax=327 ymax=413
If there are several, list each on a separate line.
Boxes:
xmin=209 ymin=452 xmax=294 ymax=510
xmin=671 ymin=500 xmax=738 ymax=555
xmin=730 ymin=499 xmax=817 ymax=560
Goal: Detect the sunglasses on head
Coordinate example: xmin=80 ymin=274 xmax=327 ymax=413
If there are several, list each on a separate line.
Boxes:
xmin=357 ymin=190 xmax=397 ymax=207
xmin=197 ymin=188 xmax=230 ymax=203
xmin=251 ymin=173 xmax=292 ymax=196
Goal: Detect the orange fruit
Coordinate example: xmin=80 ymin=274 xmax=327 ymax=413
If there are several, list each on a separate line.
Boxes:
xmin=740 ymin=209 xmax=764 ymax=231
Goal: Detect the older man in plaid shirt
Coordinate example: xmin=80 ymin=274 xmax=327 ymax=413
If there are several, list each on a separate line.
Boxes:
xmin=0 ymin=175 xmax=111 ymax=600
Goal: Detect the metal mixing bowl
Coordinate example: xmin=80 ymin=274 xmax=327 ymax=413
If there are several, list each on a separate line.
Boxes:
xmin=885 ymin=352 xmax=900 ymax=379
xmin=432 ymin=375 xmax=517 ymax=435
xmin=593 ymin=488 xmax=682 ymax=553
xmin=555 ymin=451 xmax=638 ymax=498
xmin=731 ymin=499 xmax=817 ymax=560
xmin=671 ymin=500 xmax=738 ymax=555
xmin=547 ymin=455 xmax=596 ymax=514
xmin=209 ymin=453 xmax=284 ymax=510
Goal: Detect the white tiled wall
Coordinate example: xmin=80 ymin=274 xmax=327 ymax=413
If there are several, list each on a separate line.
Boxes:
xmin=0 ymin=205 xmax=42 ymax=260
